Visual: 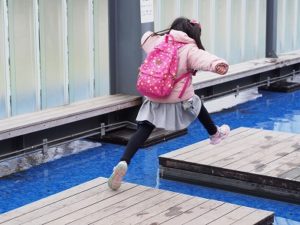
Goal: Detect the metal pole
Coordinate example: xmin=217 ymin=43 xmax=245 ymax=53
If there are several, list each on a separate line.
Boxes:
xmin=42 ymin=138 xmax=48 ymax=155
xmin=266 ymin=0 xmax=278 ymax=58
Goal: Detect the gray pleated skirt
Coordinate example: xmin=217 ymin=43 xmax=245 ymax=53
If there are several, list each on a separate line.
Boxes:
xmin=136 ymin=95 xmax=202 ymax=131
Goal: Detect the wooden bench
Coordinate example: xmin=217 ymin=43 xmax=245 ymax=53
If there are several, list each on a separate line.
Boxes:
xmin=0 ymin=94 xmax=142 ymax=141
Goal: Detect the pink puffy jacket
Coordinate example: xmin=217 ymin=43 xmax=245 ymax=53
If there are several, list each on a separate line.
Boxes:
xmin=141 ymin=29 xmax=228 ymax=103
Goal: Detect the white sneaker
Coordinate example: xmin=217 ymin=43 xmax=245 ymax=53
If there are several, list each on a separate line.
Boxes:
xmin=210 ymin=124 xmax=230 ymax=145
xmin=108 ymin=161 xmax=128 ymax=190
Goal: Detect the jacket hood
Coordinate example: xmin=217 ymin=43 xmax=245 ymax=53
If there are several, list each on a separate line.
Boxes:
xmin=169 ymin=30 xmax=196 ymax=44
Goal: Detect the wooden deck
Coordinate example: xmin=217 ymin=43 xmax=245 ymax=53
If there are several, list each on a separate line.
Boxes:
xmin=159 ymin=127 xmax=300 ymax=203
xmin=0 ymin=177 xmax=273 ymax=225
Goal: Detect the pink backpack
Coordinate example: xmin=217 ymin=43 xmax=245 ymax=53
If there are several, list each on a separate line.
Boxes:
xmin=136 ymin=34 xmax=191 ymax=99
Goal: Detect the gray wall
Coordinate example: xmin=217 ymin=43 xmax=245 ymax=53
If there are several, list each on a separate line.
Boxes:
xmin=109 ymin=0 xmax=154 ymax=95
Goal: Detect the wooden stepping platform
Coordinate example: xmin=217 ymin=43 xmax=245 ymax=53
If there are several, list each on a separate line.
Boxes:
xmin=99 ymin=121 xmax=187 ymax=147
xmin=0 ymin=177 xmax=273 ymax=225
xmin=159 ymin=127 xmax=300 ymax=204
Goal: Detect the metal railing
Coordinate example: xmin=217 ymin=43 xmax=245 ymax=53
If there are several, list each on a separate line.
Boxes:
xmin=0 ymin=121 xmax=136 ymax=163
xmin=201 ymin=69 xmax=300 ymax=101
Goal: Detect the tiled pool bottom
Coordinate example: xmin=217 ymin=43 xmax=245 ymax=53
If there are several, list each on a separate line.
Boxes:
xmin=1 ymin=90 xmax=300 ymax=225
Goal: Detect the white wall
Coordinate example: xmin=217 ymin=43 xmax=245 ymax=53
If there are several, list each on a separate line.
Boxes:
xmin=0 ymin=0 xmax=110 ymax=118
xmin=277 ymin=0 xmax=300 ymax=54
xmin=153 ymin=0 xmax=268 ymax=64
xmin=1 ymin=0 xmax=300 ymax=119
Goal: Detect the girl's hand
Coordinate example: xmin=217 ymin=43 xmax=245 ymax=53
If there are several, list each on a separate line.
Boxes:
xmin=215 ymin=63 xmax=229 ymax=75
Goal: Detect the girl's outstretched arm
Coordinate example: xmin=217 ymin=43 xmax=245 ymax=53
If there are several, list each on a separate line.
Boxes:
xmin=187 ymin=46 xmax=229 ymax=75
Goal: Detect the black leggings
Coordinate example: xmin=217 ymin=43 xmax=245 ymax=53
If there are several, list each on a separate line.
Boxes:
xmin=120 ymin=104 xmax=217 ymax=164
xmin=197 ymin=103 xmax=218 ymax=135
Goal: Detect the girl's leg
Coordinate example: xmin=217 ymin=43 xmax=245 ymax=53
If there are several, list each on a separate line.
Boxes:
xmin=120 ymin=121 xmax=155 ymax=164
xmin=197 ymin=104 xmax=218 ymax=135
xmin=197 ymin=103 xmax=230 ymax=145
xmin=108 ymin=121 xmax=155 ymax=190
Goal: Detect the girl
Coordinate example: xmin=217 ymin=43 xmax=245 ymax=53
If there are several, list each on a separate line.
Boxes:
xmin=108 ymin=17 xmax=230 ymax=190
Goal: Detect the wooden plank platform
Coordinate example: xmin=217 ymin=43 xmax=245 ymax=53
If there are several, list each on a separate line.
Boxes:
xmin=159 ymin=127 xmax=300 ymax=203
xmin=0 ymin=177 xmax=273 ymax=225
xmin=99 ymin=122 xmax=188 ymax=147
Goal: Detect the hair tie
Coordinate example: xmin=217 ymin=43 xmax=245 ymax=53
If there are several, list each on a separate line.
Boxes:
xmin=190 ymin=19 xmax=201 ymax=29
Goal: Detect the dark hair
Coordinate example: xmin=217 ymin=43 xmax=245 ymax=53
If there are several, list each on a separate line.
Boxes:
xmin=152 ymin=17 xmax=205 ymax=50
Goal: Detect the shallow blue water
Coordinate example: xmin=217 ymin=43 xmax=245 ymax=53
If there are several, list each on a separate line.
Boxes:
xmin=1 ymin=90 xmax=300 ymax=224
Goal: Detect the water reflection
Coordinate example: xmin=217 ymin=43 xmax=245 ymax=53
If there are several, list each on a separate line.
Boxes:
xmin=273 ymin=111 xmax=300 ymax=133
xmin=275 ymin=216 xmax=300 ymax=225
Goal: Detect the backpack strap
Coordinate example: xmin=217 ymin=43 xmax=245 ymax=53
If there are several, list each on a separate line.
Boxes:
xmin=174 ymin=72 xmax=191 ymax=98
xmin=165 ymin=34 xmax=185 ymax=47
xmin=165 ymin=34 xmax=175 ymax=43
xmin=166 ymin=34 xmax=189 ymax=98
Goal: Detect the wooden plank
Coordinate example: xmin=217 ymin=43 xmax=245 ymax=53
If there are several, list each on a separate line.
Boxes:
xmin=157 ymin=199 xmax=222 ymax=225
xmin=207 ymin=206 xmax=256 ymax=225
xmin=170 ymin=127 xmax=255 ymax=162
xmin=183 ymin=129 xmax=267 ymax=165
xmin=130 ymin=197 xmax=210 ymax=225
xmin=278 ymin=167 xmax=300 ymax=180
xmin=211 ymin=132 xmax=295 ymax=168
xmin=94 ymin=192 xmax=204 ymax=225
xmin=267 ymin=160 xmax=300 ymax=179
xmin=66 ymin=187 xmax=163 ymax=225
xmin=25 ymin=183 xmax=142 ymax=225
xmin=77 ymin=188 xmax=165 ymax=225
xmin=160 ymin=127 xmax=250 ymax=159
xmin=221 ymin=133 xmax=296 ymax=171
xmin=184 ymin=203 xmax=240 ymax=225
xmin=0 ymin=177 xmax=106 ymax=224
xmin=112 ymin=193 xmax=193 ymax=225
xmin=208 ymin=130 xmax=293 ymax=167
xmin=6 ymin=181 xmax=131 ymax=225
xmin=253 ymin=151 xmax=300 ymax=176
xmin=230 ymin=210 xmax=274 ymax=225
xmin=232 ymin=134 xmax=300 ymax=173
xmin=102 ymin=192 xmax=180 ymax=225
